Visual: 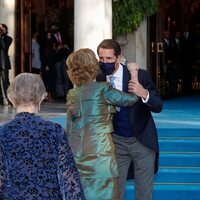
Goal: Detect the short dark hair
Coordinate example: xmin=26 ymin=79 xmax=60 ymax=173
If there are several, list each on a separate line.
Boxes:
xmin=97 ymin=39 xmax=121 ymax=57
xmin=1 ymin=24 xmax=8 ymax=33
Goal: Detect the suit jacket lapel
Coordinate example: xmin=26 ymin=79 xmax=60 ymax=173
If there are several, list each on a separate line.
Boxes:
xmin=122 ymin=65 xmax=131 ymax=92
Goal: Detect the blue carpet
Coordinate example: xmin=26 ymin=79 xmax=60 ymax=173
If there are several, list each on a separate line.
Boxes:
xmin=125 ymin=183 xmax=200 ymax=200
xmin=50 ymin=95 xmax=200 ymax=200
xmin=50 ymin=115 xmax=66 ymax=128
xmin=152 ymin=95 xmax=200 ymax=129
xmin=125 ymin=95 xmax=200 ymax=200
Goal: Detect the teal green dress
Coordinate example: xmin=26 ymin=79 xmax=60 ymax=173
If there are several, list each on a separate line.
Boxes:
xmin=66 ymin=81 xmax=138 ymax=200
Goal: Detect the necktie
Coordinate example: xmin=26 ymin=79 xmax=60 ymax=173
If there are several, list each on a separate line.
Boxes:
xmin=56 ymin=33 xmax=62 ymax=44
xmin=109 ymin=75 xmax=116 ymax=88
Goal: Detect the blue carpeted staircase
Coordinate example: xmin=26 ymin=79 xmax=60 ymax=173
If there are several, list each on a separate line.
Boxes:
xmin=50 ymin=95 xmax=200 ymax=199
xmin=125 ymin=95 xmax=200 ymax=200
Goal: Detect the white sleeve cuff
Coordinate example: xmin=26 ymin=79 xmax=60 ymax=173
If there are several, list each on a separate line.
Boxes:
xmin=142 ymin=90 xmax=149 ymax=103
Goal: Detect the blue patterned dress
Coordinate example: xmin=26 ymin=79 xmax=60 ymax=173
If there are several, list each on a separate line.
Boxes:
xmin=0 ymin=112 xmax=85 ymax=200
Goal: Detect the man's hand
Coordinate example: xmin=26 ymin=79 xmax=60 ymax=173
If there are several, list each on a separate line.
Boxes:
xmin=45 ymin=66 xmax=49 ymax=71
xmin=63 ymin=44 xmax=69 ymax=49
xmin=128 ymin=80 xmax=148 ymax=99
xmin=57 ymin=44 xmax=63 ymax=50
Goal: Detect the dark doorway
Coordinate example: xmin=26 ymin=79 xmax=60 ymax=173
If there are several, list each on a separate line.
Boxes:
xmin=15 ymin=0 xmax=32 ymax=74
xmin=148 ymin=0 xmax=200 ymax=98
xmin=14 ymin=0 xmax=74 ymax=74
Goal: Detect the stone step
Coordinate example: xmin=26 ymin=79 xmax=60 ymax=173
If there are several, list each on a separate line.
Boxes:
xmin=154 ymin=167 xmax=200 ymax=183
xmin=159 ymin=153 xmax=200 ymax=167
xmin=158 ymin=128 xmax=200 ymax=138
xmin=125 ymin=182 xmax=200 ymax=200
xmin=159 ymin=139 xmax=200 ymax=152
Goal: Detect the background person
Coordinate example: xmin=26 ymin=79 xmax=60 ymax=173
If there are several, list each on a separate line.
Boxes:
xmin=66 ymin=48 xmax=138 ymax=200
xmin=97 ymin=39 xmax=163 ymax=200
xmin=42 ymin=31 xmax=56 ymax=101
xmin=0 ymin=73 xmax=85 ymax=199
xmin=163 ymin=30 xmax=177 ymax=98
xmin=32 ymin=31 xmax=42 ymax=74
xmin=173 ymin=30 xmax=183 ymax=95
xmin=0 ymin=23 xmax=12 ymax=105
xmin=181 ymin=23 xmax=196 ymax=94
xmin=50 ymin=23 xmax=72 ymax=99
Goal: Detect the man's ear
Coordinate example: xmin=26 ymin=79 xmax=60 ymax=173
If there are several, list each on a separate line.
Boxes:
xmin=116 ymin=55 xmax=122 ymax=64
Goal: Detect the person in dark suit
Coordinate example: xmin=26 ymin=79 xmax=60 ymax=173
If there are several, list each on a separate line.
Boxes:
xmin=173 ymin=30 xmax=183 ymax=94
xmin=0 ymin=24 xmax=12 ymax=105
xmin=0 ymin=73 xmax=85 ymax=199
xmin=181 ymin=23 xmax=196 ymax=94
xmin=96 ymin=39 xmax=163 ymax=200
xmin=42 ymin=31 xmax=56 ymax=101
xmin=163 ymin=30 xmax=177 ymax=98
xmin=50 ymin=23 xmax=72 ymax=99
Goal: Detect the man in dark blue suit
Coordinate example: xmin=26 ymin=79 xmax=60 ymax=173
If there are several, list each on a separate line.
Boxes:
xmin=181 ymin=23 xmax=196 ymax=94
xmin=50 ymin=23 xmax=72 ymax=99
xmin=97 ymin=39 xmax=163 ymax=200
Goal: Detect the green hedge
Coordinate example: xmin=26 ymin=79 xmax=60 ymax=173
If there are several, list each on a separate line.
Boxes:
xmin=113 ymin=0 xmax=157 ymax=36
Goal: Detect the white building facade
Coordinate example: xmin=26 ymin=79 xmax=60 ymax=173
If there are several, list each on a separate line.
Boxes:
xmin=0 ymin=0 xmax=147 ymax=81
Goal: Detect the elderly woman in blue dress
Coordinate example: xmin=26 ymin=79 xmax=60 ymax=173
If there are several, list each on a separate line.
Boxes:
xmin=0 ymin=73 xmax=85 ymax=199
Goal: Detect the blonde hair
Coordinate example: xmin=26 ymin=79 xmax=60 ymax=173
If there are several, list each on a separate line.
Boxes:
xmin=7 ymin=73 xmax=46 ymax=106
xmin=66 ymin=48 xmax=99 ymax=86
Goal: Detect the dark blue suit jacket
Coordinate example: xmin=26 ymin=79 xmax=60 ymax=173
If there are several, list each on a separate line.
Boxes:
xmin=97 ymin=64 xmax=163 ymax=175
xmin=51 ymin=32 xmax=71 ymax=61
xmin=0 ymin=34 xmax=12 ymax=70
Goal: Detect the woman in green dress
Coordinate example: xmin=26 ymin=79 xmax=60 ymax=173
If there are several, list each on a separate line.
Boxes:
xmin=66 ymin=48 xmax=138 ymax=200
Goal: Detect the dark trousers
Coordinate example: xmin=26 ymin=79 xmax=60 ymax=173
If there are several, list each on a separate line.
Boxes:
xmin=54 ymin=60 xmax=72 ymax=97
xmin=0 ymin=69 xmax=10 ymax=104
xmin=165 ymin=63 xmax=178 ymax=97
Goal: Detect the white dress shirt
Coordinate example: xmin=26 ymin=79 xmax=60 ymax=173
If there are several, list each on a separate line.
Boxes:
xmin=107 ymin=64 xmax=123 ymax=91
xmin=107 ymin=64 xmax=149 ymax=103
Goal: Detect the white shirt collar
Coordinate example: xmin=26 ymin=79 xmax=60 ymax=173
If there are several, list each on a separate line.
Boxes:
xmin=106 ymin=64 xmax=123 ymax=92
xmin=107 ymin=63 xmax=123 ymax=79
xmin=114 ymin=63 xmax=123 ymax=78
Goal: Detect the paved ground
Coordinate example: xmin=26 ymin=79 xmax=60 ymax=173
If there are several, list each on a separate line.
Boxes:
xmin=0 ymin=100 xmax=66 ymax=124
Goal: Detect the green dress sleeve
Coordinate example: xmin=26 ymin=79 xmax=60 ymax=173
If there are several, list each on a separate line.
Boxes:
xmin=104 ymin=83 xmax=139 ymax=107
